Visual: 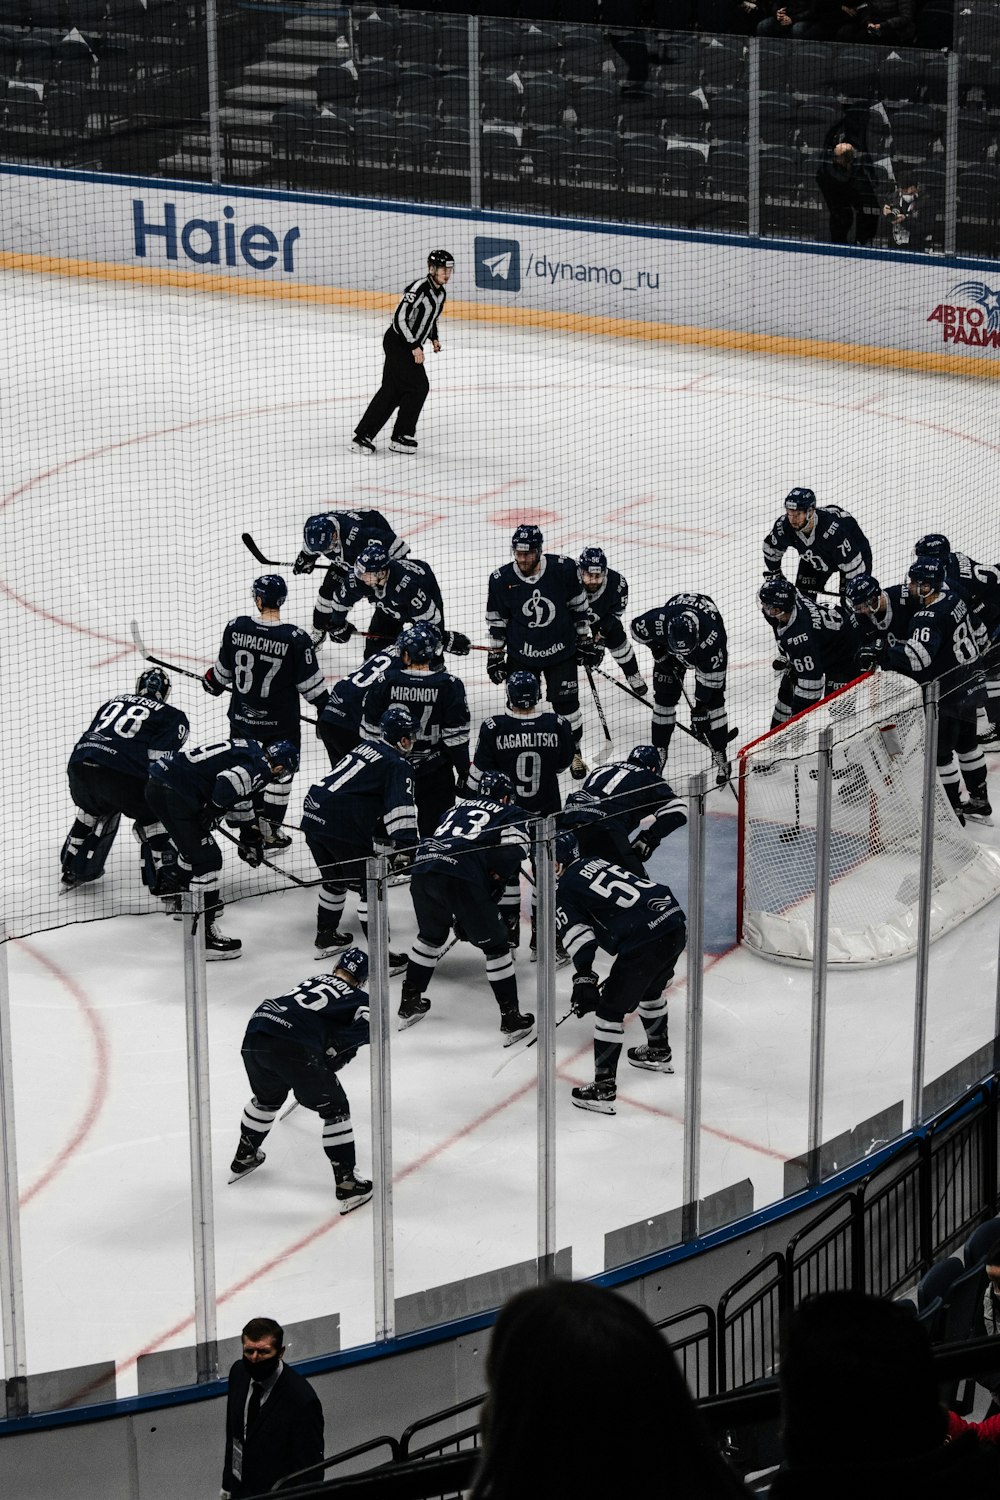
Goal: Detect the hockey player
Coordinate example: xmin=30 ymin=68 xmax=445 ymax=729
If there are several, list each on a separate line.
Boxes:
xmin=469 ymin=671 xmax=575 ymax=814
xmin=762 ymin=487 xmax=873 ymax=601
xmin=300 ymin=705 xmax=418 ymax=964
xmin=312 ymin=541 xmax=470 ymax=662
xmin=293 ymin=508 xmax=410 ymax=576
xmin=914 ymin=533 xmax=1000 ymax=743
xmin=229 ymin=946 xmax=374 ymax=1213
xmin=485 ymin=525 xmax=600 ymax=779
xmin=202 ymin=574 xmax=328 ymax=848
xmin=759 ymin=577 xmax=862 ymax=729
xmin=844 ymin=572 xmax=918 ymax=665
xmin=561 ymin=745 xmax=686 ymax=878
xmin=147 ymin=737 xmax=299 ymax=957
xmin=399 ymin=770 xmax=534 ymax=1044
xmin=353 ymin=248 xmax=453 ymax=456
xmin=361 ymin=623 xmax=471 ymax=835
xmin=884 ymin=556 xmax=992 ymax=823
xmin=61 ymin=668 xmax=189 ymax=890
xmin=577 ymin=546 xmax=647 ymax=694
xmin=316 ymin=647 xmax=397 ymax=770
xmin=629 ymin=594 xmax=732 ymax=778
xmin=554 ymin=832 xmax=686 ymax=1115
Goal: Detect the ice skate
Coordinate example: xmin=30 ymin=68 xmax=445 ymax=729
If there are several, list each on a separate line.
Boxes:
xmin=500 ymin=1007 xmax=535 ymax=1047
xmin=352 ymin=434 xmax=376 ymax=455
xmin=390 ymin=435 xmax=418 ymax=454
xmin=315 ymin=927 xmax=352 ymax=960
xmin=627 ymin=1044 xmax=674 ymax=1073
xmin=335 ymin=1173 xmax=374 ymax=1214
xmin=205 ymin=921 xmax=241 ymax=960
xmin=571 ymin=1079 xmax=617 ymax=1115
xmin=398 ymin=986 xmax=431 ymax=1030
xmin=229 ymin=1137 xmax=265 ymax=1182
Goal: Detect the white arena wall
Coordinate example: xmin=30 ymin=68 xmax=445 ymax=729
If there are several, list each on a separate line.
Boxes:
xmin=2 ymin=163 xmax=1000 ymax=373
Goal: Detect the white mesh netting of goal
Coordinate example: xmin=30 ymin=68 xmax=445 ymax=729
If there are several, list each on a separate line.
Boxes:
xmin=737 ymin=670 xmax=1000 ymax=968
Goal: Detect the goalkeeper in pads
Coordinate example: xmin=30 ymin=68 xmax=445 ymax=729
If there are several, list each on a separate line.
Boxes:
xmin=554 ymin=833 xmax=686 ymax=1116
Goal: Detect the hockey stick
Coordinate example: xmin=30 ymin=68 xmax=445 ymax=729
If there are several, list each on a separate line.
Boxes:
xmin=242 ymin=532 xmax=337 ymax=572
xmin=594 ymin=665 xmax=739 ymax=800
xmin=130 ymin=620 xmax=318 ymax=725
xmin=584 ymin=666 xmax=613 ymax=746
xmin=216 ymin=825 xmax=317 ymax=887
xmin=490 ymin=1008 xmax=574 ymax=1078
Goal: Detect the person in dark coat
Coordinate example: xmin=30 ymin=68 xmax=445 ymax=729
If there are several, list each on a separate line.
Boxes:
xmin=221 ymin=1316 xmax=324 ymax=1499
xmin=816 ymin=140 xmax=880 ymax=245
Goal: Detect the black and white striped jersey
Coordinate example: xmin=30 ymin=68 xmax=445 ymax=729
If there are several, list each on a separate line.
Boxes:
xmin=390 ymin=277 xmax=446 ymax=347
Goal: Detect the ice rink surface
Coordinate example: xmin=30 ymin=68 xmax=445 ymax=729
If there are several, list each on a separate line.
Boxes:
xmin=1 ymin=267 xmax=999 ymax=1393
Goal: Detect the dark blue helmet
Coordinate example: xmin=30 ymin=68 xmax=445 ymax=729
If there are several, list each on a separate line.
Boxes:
xmin=507 ymin=670 xmax=541 ymax=710
xmin=908 ymin=556 xmax=946 ymax=594
xmin=666 ymin=609 xmax=700 ymax=657
xmin=336 ymin=946 xmax=369 ymax=985
xmin=914 ymin=533 xmax=951 ymax=560
xmin=785 ymin=487 xmax=816 ymax=512
xmin=845 ymin=573 xmax=882 ymax=612
xmin=380 ymin=705 xmax=414 ymax=749
xmin=511 ymin=524 xmax=543 ymax=562
xmin=265 ymin=740 xmax=299 ymax=783
xmin=135 ymin=667 xmax=170 ymax=702
xmin=554 ymin=830 xmax=580 ymax=868
xmin=254 ymin=573 xmax=287 ymax=610
xmin=759 ymin=577 xmax=797 ymax=617
xmin=303 ymin=513 xmax=339 ymax=555
xmin=477 ymin=769 xmax=514 ymax=803
xmin=355 ymin=541 xmax=390 ymax=597
xmin=627 ymin=744 xmax=661 ymax=775
xmin=578 ymin=546 xmax=608 ymax=584
xmin=398 ymin=622 xmax=439 ymax=665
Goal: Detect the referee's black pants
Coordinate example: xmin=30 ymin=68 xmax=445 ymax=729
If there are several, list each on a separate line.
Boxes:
xmin=356 ymin=329 xmax=429 ymax=442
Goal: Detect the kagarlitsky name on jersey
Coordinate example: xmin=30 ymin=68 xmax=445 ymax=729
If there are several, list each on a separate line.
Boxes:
xmin=495 ymin=731 xmax=561 ymax=748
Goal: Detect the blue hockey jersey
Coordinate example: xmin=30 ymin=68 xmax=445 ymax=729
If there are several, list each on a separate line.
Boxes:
xmin=301 ymin=508 xmax=409 ymax=567
xmin=212 ymin=614 xmax=327 ymax=741
xmin=362 ymin=664 xmax=470 ymax=775
xmin=68 ymin=693 xmax=189 ymax=780
xmin=565 ymin=761 xmax=686 ymax=849
xmin=763 ymin=505 xmax=873 ymax=585
xmin=556 ymin=857 xmax=685 ymax=968
xmin=630 ymin=594 xmax=728 ymax=707
xmin=413 ymin=798 xmax=530 ymax=889
xmin=584 ymin=567 xmax=629 ymax=637
xmin=148 ymin=737 xmax=273 ymax=822
xmin=886 ymin=587 xmax=987 ymax=705
xmin=469 ymin=709 xmax=575 ymax=814
xmin=315 ymin=558 xmax=445 ymax=639
xmin=486 ymin=554 xmax=591 ymax=665
xmin=774 ymin=595 xmax=862 ymax=713
xmin=244 ymin=972 xmax=370 ymax=1072
xmin=301 ymin=740 xmax=418 ymax=848
xmin=319 ymin=650 xmax=398 ymax=735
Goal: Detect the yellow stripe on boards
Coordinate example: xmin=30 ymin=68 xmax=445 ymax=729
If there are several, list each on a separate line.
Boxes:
xmin=2 ymin=247 xmax=999 ymax=380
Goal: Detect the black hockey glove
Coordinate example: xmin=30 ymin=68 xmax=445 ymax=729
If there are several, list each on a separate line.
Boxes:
xmin=310 ymin=628 xmax=327 ymax=648
xmin=293 ymin=549 xmax=317 ymax=576
xmin=327 ymin=621 xmax=356 ymax=645
xmin=690 ymin=707 xmax=711 ymax=742
xmin=577 ymin=635 xmax=605 ymax=669
xmin=487 ymin=650 xmax=508 ymax=685
xmin=857 ymin=638 xmax=886 ymax=672
xmin=631 ymin=833 xmax=655 ymax=863
xmin=202 ymin=667 xmax=225 ymax=696
xmin=443 ymin=629 xmax=471 ymax=656
xmin=237 ymin=827 xmax=265 ymax=867
xmin=571 ymin=970 xmax=601 ymax=1017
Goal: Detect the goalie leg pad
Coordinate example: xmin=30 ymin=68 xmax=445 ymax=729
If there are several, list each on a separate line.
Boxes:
xmin=60 ymin=812 xmax=121 ymax=884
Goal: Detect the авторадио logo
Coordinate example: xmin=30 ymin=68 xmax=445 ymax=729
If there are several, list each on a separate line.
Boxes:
xmin=927 ymin=280 xmax=1000 ymax=348
xmin=474 ymin=236 xmax=521 ymax=292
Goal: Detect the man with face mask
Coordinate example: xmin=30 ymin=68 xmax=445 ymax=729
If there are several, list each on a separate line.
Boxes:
xmin=221 ymin=1316 xmax=324 ymax=1498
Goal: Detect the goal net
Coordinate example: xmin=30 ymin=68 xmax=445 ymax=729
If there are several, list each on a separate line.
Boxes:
xmin=737 ymin=671 xmax=1000 ymax=968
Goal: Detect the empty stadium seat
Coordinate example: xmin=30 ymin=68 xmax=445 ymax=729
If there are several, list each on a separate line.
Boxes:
xmin=660 ymin=88 xmax=708 ymax=140
xmin=316 ymin=60 xmax=357 ymax=110
xmin=313 ymin=108 xmax=353 ymax=162
xmin=481 ymin=70 xmax=523 ymax=124
xmin=957 ymin=106 xmax=996 ymax=165
xmin=917 ymin=1256 xmax=964 ymax=1313
xmin=697 ymin=35 xmax=744 ymax=93
xmin=828 ymin=45 xmax=880 ymax=101
xmin=437 ymin=70 xmax=469 ymax=118
xmin=709 ymin=88 xmax=748 ymax=141
xmin=888 ymin=104 xmax=943 ymax=161
xmin=356 ymin=10 xmax=398 ymax=63
xmin=795 ymin=101 xmax=843 ymax=154
xmin=964 ymin=1216 xmax=1000 ymax=1267
xmin=425 ymin=122 xmax=470 ymax=175
xmin=271 ymin=101 xmax=316 ymax=159
xmin=569 ymin=128 xmax=621 ymax=188
xmin=354 ymin=107 xmax=396 ymax=166
xmin=480 ymin=17 xmax=521 ymax=67
xmin=481 ymin=126 xmax=522 ymax=179
xmin=522 ymin=72 xmax=568 ymax=127
xmin=399 ymin=65 xmax=442 ymax=116
xmin=529 ymin=124 xmax=575 ymax=184
xmin=357 ymin=60 xmax=401 ymax=111
xmin=665 ymin=141 xmax=707 ymax=197
xmin=622 ymin=131 xmax=669 ymax=192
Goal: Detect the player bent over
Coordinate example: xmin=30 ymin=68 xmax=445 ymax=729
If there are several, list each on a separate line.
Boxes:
xmin=61 ymin=668 xmax=188 ymax=890
xmin=758 ymin=577 xmax=861 ymax=731
xmin=399 ymin=770 xmax=534 ymax=1045
xmin=630 ymin=594 xmax=732 ymax=778
xmin=203 ymin=574 xmax=328 ymax=848
xmin=561 ymin=744 xmax=686 ymax=879
xmin=147 ymin=737 xmax=299 ymax=958
xmin=577 ymin=546 xmax=647 ymax=694
xmin=316 ymin=647 xmax=398 ymax=769
xmin=293 ymin=507 xmax=410 ymax=578
xmin=300 ymin=706 xmax=418 ymax=967
xmin=229 ymin=947 xmax=374 ymax=1214
xmin=313 ymin=541 xmax=469 ymax=663
xmin=554 ymin=832 xmax=686 ymax=1115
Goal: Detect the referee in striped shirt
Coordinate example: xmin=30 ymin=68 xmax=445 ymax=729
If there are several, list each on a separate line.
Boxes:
xmin=353 ymin=249 xmax=453 ymax=457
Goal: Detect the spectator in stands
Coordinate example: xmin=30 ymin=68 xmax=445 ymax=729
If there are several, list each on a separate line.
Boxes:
xmin=882 ymin=179 xmax=933 ymax=251
xmin=816 ymin=140 xmax=880 ymax=246
xmin=979 ymin=1241 xmax=1000 ymax=1414
xmin=834 ymin=0 xmax=916 ymax=43
xmin=222 ymin=1316 xmax=324 ymax=1499
xmin=769 ymin=1291 xmax=1000 ymax=1498
xmin=469 ymin=1280 xmax=747 ymax=1499
xmin=756 ymin=1 xmax=829 ymax=38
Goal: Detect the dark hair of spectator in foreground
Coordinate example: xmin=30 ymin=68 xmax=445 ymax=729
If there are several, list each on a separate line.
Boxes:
xmin=469 ymin=1280 xmax=746 ymax=1500
xmin=985 ymin=1240 xmax=1000 ymax=1269
xmin=778 ymin=1290 xmax=946 ymax=1469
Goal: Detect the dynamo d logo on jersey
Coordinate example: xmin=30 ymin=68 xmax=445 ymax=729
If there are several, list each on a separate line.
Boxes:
xmin=474 ymin=237 xmax=521 ymax=292
xmin=927 ymin=281 xmax=1000 ymax=349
